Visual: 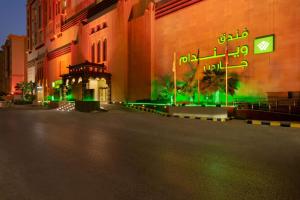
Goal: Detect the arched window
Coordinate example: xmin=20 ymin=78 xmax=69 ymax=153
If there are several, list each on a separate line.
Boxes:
xmin=91 ymin=43 xmax=95 ymax=63
xmin=103 ymin=39 xmax=107 ymax=61
xmin=97 ymin=41 xmax=101 ymax=63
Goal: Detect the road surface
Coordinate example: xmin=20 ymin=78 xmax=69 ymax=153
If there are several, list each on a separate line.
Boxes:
xmin=0 ymin=108 xmax=299 ymax=200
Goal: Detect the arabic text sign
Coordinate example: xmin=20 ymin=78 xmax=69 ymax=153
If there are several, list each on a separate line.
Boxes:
xmin=203 ymin=60 xmax=248 ymax=72
xmin=179 ymin=45 xmax=249 ymax=66
xmin=178 ymin=28 xmax=250 ymax=72
xmin=218 ymin=28 xmax=249 ymax=45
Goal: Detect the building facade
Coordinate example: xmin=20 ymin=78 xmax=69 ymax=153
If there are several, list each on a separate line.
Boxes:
xmin=1 ymin=35 xmax=27 ymax=94
xmin=26 ymin=0 xmax=300 ymax=104
xmin=0 ymin=50 xmax=5 ymax=93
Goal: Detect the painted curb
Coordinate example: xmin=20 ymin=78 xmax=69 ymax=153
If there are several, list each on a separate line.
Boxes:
xmin=173 ymin=114 xmax=228 ymax=122
xmin=125 ymin=105 xmax=171 ymax=117
xmin=125 ymin=105 xmax=228 ymax=122
xmin=246 ymin=120 xmax=300 ymax=128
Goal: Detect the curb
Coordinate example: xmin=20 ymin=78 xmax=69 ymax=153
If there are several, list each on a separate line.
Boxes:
xmin=173 ymin=115 xmax=228 ymax=122
xmin=246 ymin=120 xmax=300 ymax=128
xmin=125 ymin=105 xmax=228 ymax=122
xmin=125 ymin=105 xmax=171 ymax=117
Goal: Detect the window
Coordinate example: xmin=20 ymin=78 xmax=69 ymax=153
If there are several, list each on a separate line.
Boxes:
xmin=44 ymin=1 xmax=47 ymax=24
xmin=63 ymin=0 xmax=67 ymax=8
xmin=97 ymin=41 xmax=101 ymax=63
xmin=91 ymin=28 xmax=95 ymax=34
xmin=58 ymin=1 xmax=60 ymax=14
xmin=91 ymin=43 xmax=95 ymax=63
xmin=103 ymin=39 xmax=107 ymax=61
xmin=96 ymin=25 xmax=101 ymax=31
xmin=62 ymin=0 xmax=67 ymax=13
xmin=49 ymin=1 xmax=52 ymax=20
xmin=38 ymin=5 xmax=42 ymax=28
xmin=55 ymin=2 xmax=61 ymax=16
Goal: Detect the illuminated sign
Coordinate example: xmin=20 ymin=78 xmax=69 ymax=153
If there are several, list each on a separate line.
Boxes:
xmin=203 ymin=60 xmax=248 ymax=72
xmin=254 ymin=35 xmax=275 ymax=54
xmin=179 ymin=28 xmax=250 ymax=72
xmin=218 ymin=28 xmax=249 ymax=45
xmin=180 ymin=45 xmax=249 ymax=64
xmin=52 ymin=80 xmax=63 ymax=89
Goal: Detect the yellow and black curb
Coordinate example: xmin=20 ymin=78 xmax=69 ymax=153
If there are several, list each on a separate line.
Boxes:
xmin=246 ymin=120 xmax=300 ymax=128
xmin=173 ymin=115 xmax=228 ymax=122
xmin=124 ymin=105 xmax=228 ymax=122
xmin=124 ymin=105 xmax=171 ymax=117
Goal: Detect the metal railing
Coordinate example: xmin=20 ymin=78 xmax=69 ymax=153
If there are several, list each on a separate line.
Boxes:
xmin=233 ymin=97 xmax=300 ymax=115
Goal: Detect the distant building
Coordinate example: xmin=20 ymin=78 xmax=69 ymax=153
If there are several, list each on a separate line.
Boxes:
xmin=26 ymin=0 xmax=300 ymax=104
xmin=1 ymin=35 xmax=27 ymax=94
xmin=0 ymin=50 xmax=5 ymax=93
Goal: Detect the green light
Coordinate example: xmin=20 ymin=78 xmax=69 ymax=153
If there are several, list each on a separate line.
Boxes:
xmin=254 ymin=35 xmax=275 ymax=54
xmin=66 ymin=94 xmax=74 ymax=101
xmin=218 ymin=28 xmax=249 ymax=45
xmin=126 ymin=102 xmax=171 ymax=106
xmin=83 ymin=96 xmax=95 ymax=102
xmin=52 ymin=80 xmax=63 ymax=89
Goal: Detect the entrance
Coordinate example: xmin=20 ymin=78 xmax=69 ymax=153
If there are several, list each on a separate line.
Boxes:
xmin=99 ymin=87 xmax=108 ymax=103
xmin=98 ymin=78 xmax=109 ymax=104
xmin=60 ymin=61 xmax=111 ymax=102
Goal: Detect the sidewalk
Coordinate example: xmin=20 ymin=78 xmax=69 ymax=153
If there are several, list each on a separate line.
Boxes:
xmin=0 ymin=104 xmax=49 ymax=110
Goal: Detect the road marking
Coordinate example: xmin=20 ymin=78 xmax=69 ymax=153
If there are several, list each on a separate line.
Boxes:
xmin=291 ymin=123 xmax=300 ymax=128
xmin=270 ymin=121 xmax=281 ymax=126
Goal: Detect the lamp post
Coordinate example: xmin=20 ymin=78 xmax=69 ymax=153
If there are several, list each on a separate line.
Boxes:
xmin=225 ymin=39 xmax=229 ymax=107
xmin=172 ymin=52 xmax=177 ymax=106
xmin=197 ymin=49 xmax=200 ymax=105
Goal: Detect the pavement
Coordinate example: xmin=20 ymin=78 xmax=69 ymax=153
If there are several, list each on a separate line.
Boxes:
xmin=0 ymin=108 xmax=300 ymax=200
xmin=0 ymin=104 xmax=48 ymax=110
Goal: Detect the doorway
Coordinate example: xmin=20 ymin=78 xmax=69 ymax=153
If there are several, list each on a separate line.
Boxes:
xmin=98 ymin=78 xmax=109 ymax=104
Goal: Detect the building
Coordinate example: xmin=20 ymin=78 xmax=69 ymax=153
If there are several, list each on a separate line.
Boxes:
xmin=26 ymin=0 xmax=300 ymax=104
xmin=1 ymin=35 xmax=27 ymax=94
xmin=0 ymin=50 xmax=5 ymax=93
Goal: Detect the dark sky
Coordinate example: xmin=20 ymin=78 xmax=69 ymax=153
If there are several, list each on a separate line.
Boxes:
xmin=0 ymin=0 xmax=27 ymax=46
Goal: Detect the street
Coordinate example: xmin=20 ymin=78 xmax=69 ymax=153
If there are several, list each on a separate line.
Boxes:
xmin=0 ymin=108 xmax=300 ymax=200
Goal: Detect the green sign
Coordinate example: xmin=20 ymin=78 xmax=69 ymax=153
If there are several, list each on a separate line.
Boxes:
xmin=254 ymin=35 xmax=275 ymax=54
xmin=52 ymin=80 xmax=63 ymax=89
xmin=179 ymin=28 xmax=250 ymax=72
xmin=218 ymin=28 xmax=249 ymax=45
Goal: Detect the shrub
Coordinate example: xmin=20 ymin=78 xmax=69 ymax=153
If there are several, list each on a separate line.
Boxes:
xmin=14 ymin=100 xmax=33 ymax=105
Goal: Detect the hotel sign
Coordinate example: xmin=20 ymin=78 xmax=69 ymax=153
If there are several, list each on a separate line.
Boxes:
xmin=179 ymin=28 xmax=250 ymax=72
xmin=178 ymin=29 xmax=275 ymax=71
xmin=254 ymin=35 xmax=275 ymax=54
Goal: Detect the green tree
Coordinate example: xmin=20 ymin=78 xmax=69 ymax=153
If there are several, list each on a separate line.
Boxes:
xmin=181 ymin=63 xmax=197 ymax=98
xmin=157 ymin=75 xmax=174 ymax=101
xmin=27 ymin=81 xmax=36 ymax=96
xmin=15 ymin=81 xmax=37 ymax=101
xmin=15 ymin=81 xmax=28 ymax=100
xmin=200 ymin=69 xmax=239 ymax=96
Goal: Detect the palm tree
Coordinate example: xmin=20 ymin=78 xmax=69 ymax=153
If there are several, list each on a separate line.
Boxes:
xmin=157 ymin=75 xmax=174 ymax=101
xmin=181 ymin=63 xmax=197 ymax=98
xmin=15 ymin=81 xmax=37 ymax=101
xmin=200 ymin=69 xmax=239 ymax=96
xmin=27 ymin=81 xmax=36 ymax=96
xmin=15 ymin=82 xmax=27 ymax=100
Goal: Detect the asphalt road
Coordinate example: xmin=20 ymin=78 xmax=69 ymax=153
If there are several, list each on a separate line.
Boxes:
xmin=0 ymin=108 xmax=300 ymax=200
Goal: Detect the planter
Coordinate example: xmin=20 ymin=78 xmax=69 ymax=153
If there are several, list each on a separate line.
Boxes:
xmin=75 ymin=101 xmax=100 ymax=112
xmin=48 ymin=101 xmax=59 ymax=109
xmin=168 ymin=106 xmax=228 ymax=119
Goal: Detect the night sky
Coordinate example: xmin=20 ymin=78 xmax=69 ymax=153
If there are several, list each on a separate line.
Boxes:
xmin=0 ymin=0 xmax=26 ymax=46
